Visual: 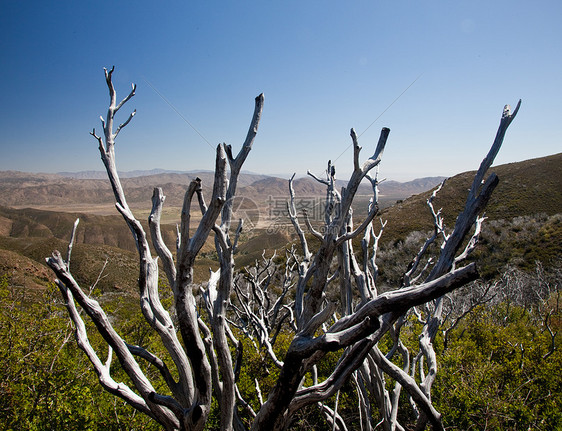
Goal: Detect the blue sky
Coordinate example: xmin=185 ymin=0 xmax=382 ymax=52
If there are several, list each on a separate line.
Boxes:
xmin=1 ymin=1 xmax=560 ymax=181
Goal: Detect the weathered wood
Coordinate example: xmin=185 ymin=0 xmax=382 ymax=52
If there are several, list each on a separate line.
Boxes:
xmin=46 ymin=67 xmax=521 ymax=431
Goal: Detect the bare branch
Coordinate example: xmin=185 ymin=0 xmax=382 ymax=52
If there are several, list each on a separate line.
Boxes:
xmin=303 ymin=209 xmax=324 ymax=240
xmin=336 ymin=200 xmax=378 ymax=245
xmin=288 ymin=174 xmax=312 ymax=261
xmin=114 ymin=109 xmax=136 ymax=138
xmin=232 ymin=218 xmax=244 ymax=252
xmin=149 ymin=187 xmax=176 ymax=289
xmin=542 ymin=311 xmax=558 ymax=360
xmin=66 ymin=218 xmax=80 ymax=269
xmin=468 ymin=100 xmax=521 ymax=202
xmin=47 ymin=251 xmax=179 ymax=429
xmin=127 ymin=343 xmax=180 ymax=396
xmin=115 ymin=83 xmax=137 ymax=113
xmin=48 ymin=68 xmax=523 ymax=431
xmin=56 ymin=280 xmax=158 ymax=419
xmin=307 ymin=169 xmax=331 ymax=186
xmin=370 ymin=347 xmax=443 ymax=431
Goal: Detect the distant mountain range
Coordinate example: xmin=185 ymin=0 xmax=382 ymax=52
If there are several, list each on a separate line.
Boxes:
xmin=57 ymin=169 xmax=189 ymax=179
xmin=56 ymin=168 xmax=281 ymax=179
xmin=0 ymin=169 xmax=446 ymax=210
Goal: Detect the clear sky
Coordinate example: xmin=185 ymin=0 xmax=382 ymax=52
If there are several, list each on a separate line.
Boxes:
xmin=1 ymin=1 xmax=560 ymax=181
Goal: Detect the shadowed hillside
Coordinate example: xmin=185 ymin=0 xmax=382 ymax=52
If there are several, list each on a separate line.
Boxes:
xmin=0 ymin=206 xmax=215 ymax=293
xmin=0 ymin=206 xmax=145 ymax=252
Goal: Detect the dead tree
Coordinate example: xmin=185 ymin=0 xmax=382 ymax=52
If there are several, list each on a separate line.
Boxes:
xmin=46 ymin=67 xmax=520 ymax=430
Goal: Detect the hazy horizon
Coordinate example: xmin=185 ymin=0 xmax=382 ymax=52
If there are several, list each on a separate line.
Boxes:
xmin=0 ymin=166 xmax=450 ymax=183
xmin=3 ymin=147 xmax=561 ymax=183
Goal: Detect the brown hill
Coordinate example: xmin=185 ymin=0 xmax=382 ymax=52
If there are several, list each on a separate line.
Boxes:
xmin=1 ymin=153 xmax=559 ymax=293
xmin=373 ymin=153 xmax=562 ymax=282
xmin=379 ymin=153 xmax=562 ymax=242
xmin=0 ymin=171 xmax=269 ymax=210
xmin=0 ymin=247 xmax=52 ymax=291
xmin=0 ymin=169 xmax=444 ymax=214
xmin=0 ymin=234 xmax=141 ymax=294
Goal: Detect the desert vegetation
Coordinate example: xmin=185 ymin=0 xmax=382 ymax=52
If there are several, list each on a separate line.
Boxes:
xmin=1 ymin=68 xmax=561 ymax=430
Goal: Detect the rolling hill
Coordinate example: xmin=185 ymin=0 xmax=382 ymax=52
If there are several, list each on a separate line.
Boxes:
xmin=0 ymin=169 xmax=445 ymax=212
xmin=374 ymin=153 xmax=562 ymax=282
xmin=378 ymin=153 xmax=562 ymax=241
xmin=0 ymin=153 xmax=560 ymax=293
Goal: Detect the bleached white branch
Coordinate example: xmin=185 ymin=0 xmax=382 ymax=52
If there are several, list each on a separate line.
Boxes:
xmin=47 ymin=251 xmax=179 ymax=429
xmin=303 ymin=209 xmax=323 ymax=240
xmin=149 ymin=187 xmax=176 ymax=289
xmin=287 ymin=174 xmax=312 ymax=261
xmin=66 ymin=218 xmax=79 ymax=269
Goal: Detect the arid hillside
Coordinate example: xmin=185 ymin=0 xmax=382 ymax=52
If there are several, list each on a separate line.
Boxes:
xmin=373 ymin=153 xmax=562 ymax=283
xmin=379 ymin=152 xmax=562 ymax=241
xmin=0 ymin=153 xmax=560 ymax=292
